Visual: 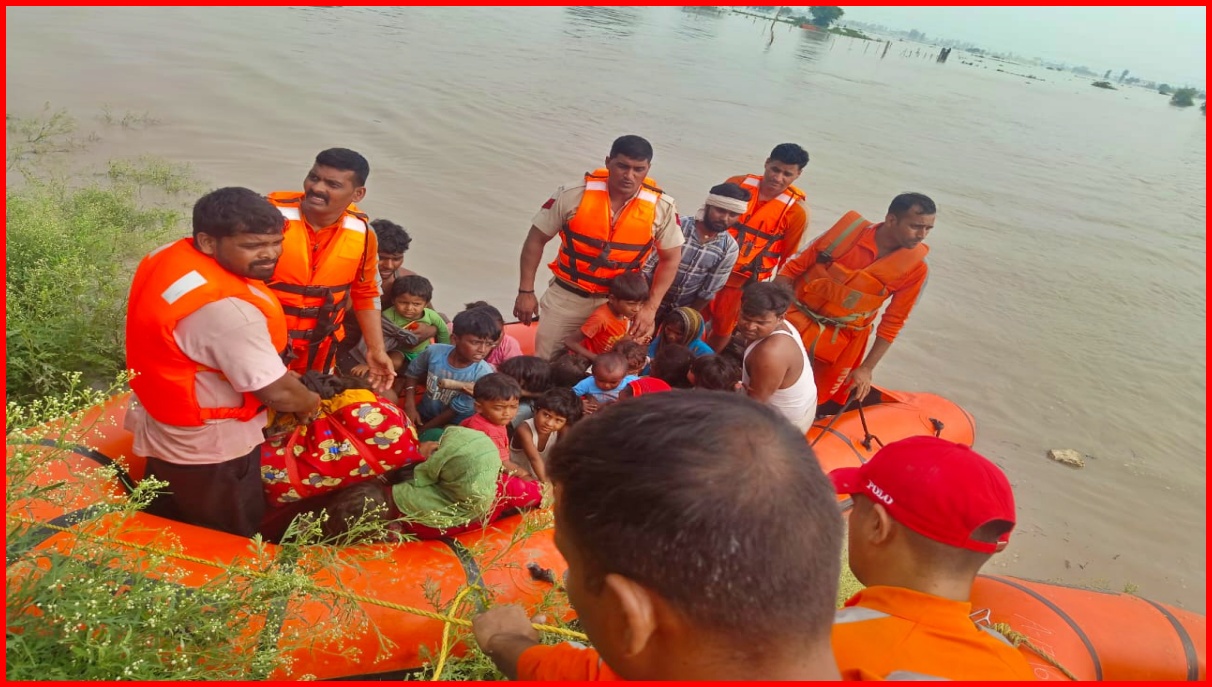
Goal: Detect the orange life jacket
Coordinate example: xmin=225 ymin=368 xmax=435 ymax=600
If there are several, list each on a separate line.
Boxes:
xmin=792 ymin=210 xmax=928 ymax=332
xmin=125 ymin=238 xmax=288 ymax=427
xmin=549 ymin=168 xmax=662 ymax=295
xmin=265 ymin=192 xmax=372 ymax=370
xmin=727 ymin=174 xmax=807 ymax=285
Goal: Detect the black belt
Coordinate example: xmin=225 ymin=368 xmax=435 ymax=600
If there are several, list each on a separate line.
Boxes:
xmin=552 ymin=279 xmax=605 ymax=299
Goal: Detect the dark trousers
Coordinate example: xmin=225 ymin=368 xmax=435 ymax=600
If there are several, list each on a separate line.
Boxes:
xmin=144 ymin=446 xmax=266 ymax=538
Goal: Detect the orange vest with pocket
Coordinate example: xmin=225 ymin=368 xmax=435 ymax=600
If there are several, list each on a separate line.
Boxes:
xmin=549 ymin=169 xmax=662 ymax=295
xmin=790 ymin=211 xmax=927 ymax=362
xmin=125 ymin=238 xmax=288 ymax=426
xmin=727 ymin=174 xmax=806 ymax=286
xmin=265 ymin=192 xmax=372 ymax=369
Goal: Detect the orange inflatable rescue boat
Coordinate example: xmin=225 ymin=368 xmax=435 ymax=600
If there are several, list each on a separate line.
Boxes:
xmin=970 ymin=575 xmax=1206 ymax=681
xmin=6 ymin=322 xmax=1204 ymax=680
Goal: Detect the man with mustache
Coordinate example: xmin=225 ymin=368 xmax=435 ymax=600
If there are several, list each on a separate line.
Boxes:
xmin=265 ymin=148 xmax=395 ymax=392
xmin=774 ymin=193 xmax=935 ymax=410
xmin=124 ymin=187 xmax=321 ymax=536
xmin=640 ymin=182 xmax=747 ymax=325
xmin=513 ymin=135 xmax=683 ymax=360
xmin=705 ymin=143 xmax=811 ymax=351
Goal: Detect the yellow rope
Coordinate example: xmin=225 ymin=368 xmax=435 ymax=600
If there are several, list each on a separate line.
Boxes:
xmin=6 ymin=513 xmax=588 ymax=645
xmin=992 ymin=621 xmax=1079 ymax=681
xmin=431 ymin=584 xmax=478 ymax=680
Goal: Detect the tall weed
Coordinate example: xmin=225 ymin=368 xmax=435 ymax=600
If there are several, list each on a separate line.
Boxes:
xmin=5 ymin=107 xmax=198 ymax=401
xmin=5 ymin=375 xmax=396 ymax=680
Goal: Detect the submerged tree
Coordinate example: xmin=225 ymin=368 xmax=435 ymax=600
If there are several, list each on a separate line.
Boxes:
xmin=1170 ymin=87 xmax=1197 ymax=107
xmin=809 ymin=6 xmax=844 ymax=29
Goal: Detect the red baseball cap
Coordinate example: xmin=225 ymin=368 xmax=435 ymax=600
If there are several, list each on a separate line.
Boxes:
xmin=829 ymin=436 xmax=1016 ymax=554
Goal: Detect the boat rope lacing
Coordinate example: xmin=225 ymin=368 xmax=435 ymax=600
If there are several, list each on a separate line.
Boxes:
xmin=991 ymin=621 xmax=1079 ymax=681
xmin=6 ymin=513 xmax=589 ymax=678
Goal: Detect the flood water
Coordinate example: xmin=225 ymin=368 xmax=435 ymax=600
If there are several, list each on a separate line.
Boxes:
xmin=6 ymin=6 xmax=1205 ymax=611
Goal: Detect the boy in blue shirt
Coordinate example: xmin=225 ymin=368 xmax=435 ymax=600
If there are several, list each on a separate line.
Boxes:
xmin=402 ymin=308 xmax=499 ymax=434
xmin=572 ymin=351 xmax=638 ymax=416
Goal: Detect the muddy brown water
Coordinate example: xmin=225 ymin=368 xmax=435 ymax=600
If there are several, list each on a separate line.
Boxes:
xmin=7 ymin=6 xmax=1205 ymax=611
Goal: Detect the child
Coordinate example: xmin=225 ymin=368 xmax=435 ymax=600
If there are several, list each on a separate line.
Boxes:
xmin=372 ymin=218 xmax=415 ymax=309
xmin=509 ymin=388 xmax=580 ymax=483
xmin=497 ymin=355 xmax=553 ymax=429
xmin=689 ymin=354 xmax=742 ymax=392
xmin=465 ymin=301 xmax=523 ymax=366
xmin=460 ymin=373 xmax=531 ymax=478
xmin=562 ymin=271 xmax=648 ymax=360
xmin=650 ymin=343 xmax=695 ymax=389
xmin=572 ymin=352 xmax=639 ymax=415
xmin=612 ymin=339 xmax=649 ymax=379
xmin=385 ymin=276 xmax=450 ymax=362
xmin=402 ymin=308 xmax=499 ymax=435
xmin=550 ymin=353 xmax=591 ymax=389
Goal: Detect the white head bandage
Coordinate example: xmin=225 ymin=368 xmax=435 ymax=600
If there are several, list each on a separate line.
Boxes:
xmin=704 ymin=193 xmax=750 ymax=214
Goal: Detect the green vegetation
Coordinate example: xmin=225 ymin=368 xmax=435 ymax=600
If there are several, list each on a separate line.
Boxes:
xmin=5 ymin=108 xmax=198 ymax=403
xmin=1169 ymin=87 xmax=1197 ymax=107
xmin=5 ymin=376 xmax=401 ymax=680
xmin=98 ymin=104 xmax=162 ymax=130
xmin=1158 ymin=84 xmax=1173 ymax=95
xmin=1091 ymin=81 xmax=1116 ymax=90
xmin=5 ymin=104 xmax=97 ymax=175
xmin=809 ymin=6 xmax=844 ymax=29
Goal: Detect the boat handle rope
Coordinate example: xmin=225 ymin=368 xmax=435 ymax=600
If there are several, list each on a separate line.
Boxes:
xmin=856 ymin=401 xmax=884 ymax=451
xmin=6 ymin=513 xmax=589 ymax=676
xmin=809 ymin=394 xmax=860 ymax=448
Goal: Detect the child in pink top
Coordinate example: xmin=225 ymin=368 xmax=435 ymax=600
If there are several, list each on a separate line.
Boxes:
xmin=459 ymin=373 xmax=531 ymax=478
xmin=465 ymin=301 xmax=522 ymax=366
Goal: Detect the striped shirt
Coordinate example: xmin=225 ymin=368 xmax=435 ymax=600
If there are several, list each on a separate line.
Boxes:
xmin=643 ymin=216 xmax=739 ymax=322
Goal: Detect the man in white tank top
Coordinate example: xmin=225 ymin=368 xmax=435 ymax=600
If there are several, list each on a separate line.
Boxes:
xmin=736 ymin=282 xmax=817 ymax=431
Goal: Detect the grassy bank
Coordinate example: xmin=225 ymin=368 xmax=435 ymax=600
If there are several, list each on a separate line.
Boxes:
xmin=5 ymin=108 xmax=196 ymax=402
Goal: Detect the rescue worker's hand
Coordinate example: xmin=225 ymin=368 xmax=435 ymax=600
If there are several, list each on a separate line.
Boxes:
xmin=629 ymin=302 xmax=658 ymax=342
xmin=846 ymin=366 xmax=875 ymax=402
xmin=513 ymin=291 xmax=539 ymax=325
xmin=472 ymin=604 xmax=541 ymax=654
xmin=365 ymin=348 xmax=397 ymax=393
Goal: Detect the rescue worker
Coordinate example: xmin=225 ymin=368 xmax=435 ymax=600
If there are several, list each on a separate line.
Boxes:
xmin=512 ymin=135 xmax=683 ymax=360
xmin=124 ymin=187 xmax=321 ymax=537
xmin=265 ymin=148 xmax=394 ymax=391
xmin=829 ymin=436 xmax=1037 ymax=680
xmin=774 ymin=193 xmax=934 ymax=409
xmin=470 ymin=392 xmax=845 ymax=680
xmin=705 ymin=143 xmax=811 ymax=351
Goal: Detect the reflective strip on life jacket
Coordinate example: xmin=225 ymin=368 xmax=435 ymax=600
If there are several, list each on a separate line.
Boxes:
xmin=125 ymin=238 xmax=288 ymax=426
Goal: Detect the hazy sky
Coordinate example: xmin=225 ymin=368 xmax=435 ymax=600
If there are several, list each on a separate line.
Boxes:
xmin=838 ymin=6 xmax=1206 ymax=86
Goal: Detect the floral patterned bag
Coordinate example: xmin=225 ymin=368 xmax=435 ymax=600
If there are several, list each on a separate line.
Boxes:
xmin=260 ymin=389 xmax=423 ymax=506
